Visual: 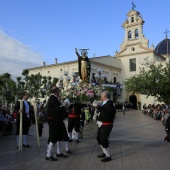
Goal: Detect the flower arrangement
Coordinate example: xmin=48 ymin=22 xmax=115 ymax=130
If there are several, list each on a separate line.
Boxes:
xmin=62 ymin=82 xmax=100 ymax=103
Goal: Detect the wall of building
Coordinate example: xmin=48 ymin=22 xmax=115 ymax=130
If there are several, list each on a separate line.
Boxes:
xmin=28 ymin=59 xmax=121 ymax=102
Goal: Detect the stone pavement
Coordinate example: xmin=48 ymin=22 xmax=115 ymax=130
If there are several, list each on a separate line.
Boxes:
xmin=0 ymin=110 xmax=170 ymax=170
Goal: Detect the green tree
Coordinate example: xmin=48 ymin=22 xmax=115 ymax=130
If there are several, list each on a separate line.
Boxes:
xmin=0 ymin=73 xmax=17 ymax=104
xmin=123 ymin=63 xmax=170 ymax=104
xmin=21 ymin=69 xmax=58 ymax=98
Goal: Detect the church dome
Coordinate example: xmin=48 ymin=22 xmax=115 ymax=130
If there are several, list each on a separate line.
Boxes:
xmin=154 ymin=38 xmax=170 ymax=55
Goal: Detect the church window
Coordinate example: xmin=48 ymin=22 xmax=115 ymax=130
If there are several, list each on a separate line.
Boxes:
xmin=113 ymin=77 xmax=117 ymax=83
xmin=131 ymin=17 xmax=134 ymax=23
xmin=75 ymin=72 xmax=79 ymax=76
xmin=91 ymin=73 xmax=96 ymax=83
xmin=60 ymin=80 xmax=63 ymax=83
xmin=129 ymin=58 xmax=136 ymax=71
xmin=135 ymin=29 xmax=139 ymax=39
xmin=131 ymin=47 xmax=135 ymax=51
xmin=128 ymin=31 xmax=132 ymax=40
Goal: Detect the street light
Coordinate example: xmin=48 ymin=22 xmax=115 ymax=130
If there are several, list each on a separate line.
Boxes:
xmin=94 ymin=68 xmax=108 ymax=84
xmin=58 ymin=73 xmax=72 ymax=91
xmin=66 ymin=75 xmax=71 ymax=81
xmin=59 ymin=77 xmax=64 ymax=89
xmin=64 ymin=71 xmax=69 ymax=77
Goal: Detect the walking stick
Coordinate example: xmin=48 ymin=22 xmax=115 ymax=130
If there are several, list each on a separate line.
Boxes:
xmin=34 ymin=98 xmax=40 ymax=147
xmin=18 ymin=100 xmax=23 ymax=151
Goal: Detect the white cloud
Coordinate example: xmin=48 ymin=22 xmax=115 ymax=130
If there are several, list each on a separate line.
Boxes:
xmin=0 ymin=30 xmax=44 ymax=79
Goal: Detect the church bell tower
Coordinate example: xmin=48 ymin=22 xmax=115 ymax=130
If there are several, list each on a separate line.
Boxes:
xmin=118 ymin=7 xmax=150 ymax=53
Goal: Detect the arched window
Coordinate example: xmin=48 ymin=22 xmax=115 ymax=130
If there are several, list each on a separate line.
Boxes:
xmin=131 ymin=17 xmax=134 ymax=23
xmin=128 ymin=31 xmax=132 ymax=40
xmin=135 ymin=29 xmax=139 ymax=39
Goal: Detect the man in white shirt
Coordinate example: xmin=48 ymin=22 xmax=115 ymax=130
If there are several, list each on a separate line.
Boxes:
xmin=14 ymin=92 xmax=31 ymax=148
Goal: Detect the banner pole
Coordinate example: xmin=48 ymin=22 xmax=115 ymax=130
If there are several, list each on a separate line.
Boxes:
xmin=18 ymin=100 xmax=23 ymax=151
xmin=34 ymin=97 xmax=40 ymax=147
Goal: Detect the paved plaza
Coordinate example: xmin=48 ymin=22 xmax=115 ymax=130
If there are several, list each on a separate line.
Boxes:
xmin=0 ymin=110 xmax=170 ymax=170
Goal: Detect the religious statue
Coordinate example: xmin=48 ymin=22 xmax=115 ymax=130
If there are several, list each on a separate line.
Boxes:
xmin=75 ymin=48 xmax=91 ymax=83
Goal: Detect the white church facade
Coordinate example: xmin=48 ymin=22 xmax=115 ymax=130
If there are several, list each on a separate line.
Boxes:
xmin=28 ymin=7 xmax=170 ymax=109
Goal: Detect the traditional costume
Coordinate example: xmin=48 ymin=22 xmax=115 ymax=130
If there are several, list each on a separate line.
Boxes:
xmin=46 ymin=94 xmax=65 ymax=161
xmin=97 ymin=100 xmax=116 ymax=162
xmin=14 ymin=100 xmax=31 ymax=148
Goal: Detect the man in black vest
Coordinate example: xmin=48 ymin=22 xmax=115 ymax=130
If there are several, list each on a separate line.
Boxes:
xmin=14 ymin=92 xmax=31 ymax=148
xmin=45 ymin=86 xmax=67 ymax=161
xmin=96 ymin=91 xmax=116 ymax=162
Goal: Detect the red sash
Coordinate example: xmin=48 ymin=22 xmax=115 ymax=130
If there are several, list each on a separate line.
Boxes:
xmin=102 ymin=122 xmax=113 ymax=126
xmin=68 ymin=109 xmax=80 ymax=118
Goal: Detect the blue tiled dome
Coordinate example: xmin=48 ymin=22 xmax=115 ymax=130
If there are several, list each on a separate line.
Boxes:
xmin=154 ymin=38 xmax=170 ymax=55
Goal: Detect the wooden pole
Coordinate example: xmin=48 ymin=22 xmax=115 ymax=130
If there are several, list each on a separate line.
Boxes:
xmin=34 ymin=97 xmax=40 ymax=147
xmin=18 ymin=100 xmax=23 ymax=151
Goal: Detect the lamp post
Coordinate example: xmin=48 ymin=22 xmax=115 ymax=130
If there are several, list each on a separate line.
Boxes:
xmin=72 ymin=72 xmax=76 ymax=79
xmin=63 ymin=71 xmax=71 ymax=89
xmin=94 ymin=68 xmax=108 ymax=85
xmin=59 ymin=72 xmax=78 ymax=96
xmin=71 ymin=72 xmax=78 ymax=86
xmin=93 ymin=68 xmax=108 ymax=96
xmin=59 ymin=76 xmax=64 ymax=92
xmin=58 ymin=72 xmax=78 ymax=102
xmin=58 ymin=73 xmax=72 ymax=95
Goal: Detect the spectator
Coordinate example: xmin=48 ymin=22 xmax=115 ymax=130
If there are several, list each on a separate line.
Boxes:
xmin=0 ymin=108 xmax=12 ymax=136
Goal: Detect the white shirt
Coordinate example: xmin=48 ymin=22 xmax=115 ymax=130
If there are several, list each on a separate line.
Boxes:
xmin=24 ymin=100 xmax=30 ymax=118
xmin=101 ymin=99 xmax=109 ymax=106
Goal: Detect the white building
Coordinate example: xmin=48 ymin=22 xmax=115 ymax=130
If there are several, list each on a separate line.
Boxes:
xmin=28 ymin=7 xmax=170 ymax=108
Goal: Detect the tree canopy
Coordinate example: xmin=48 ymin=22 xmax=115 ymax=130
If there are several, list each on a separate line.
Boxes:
xmin=0 ymin=73 xmax=17 ymax=102
xmin=123 ymin=63 xmax=170 ymax=104
xmin=0 ymin=70 xmax=59 ymax=103
xmin=20 ymin=69 xmax=58 ymax=98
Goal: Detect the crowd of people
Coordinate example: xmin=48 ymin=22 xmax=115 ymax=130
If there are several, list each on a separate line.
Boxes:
xmin=0 ymin=87 xmax=116 ymax=163
xmin=142 ymin=103 xmax=170 ymax=142
xmin=2 ymin=91 xmax=170 ymax=165
xmin=0 ymin=107 xmax=15 ymax=136
xmin=0 ymin=100 xmax=131 ymax=138
xmin=114 ymin=102 xmax=133 ymax=111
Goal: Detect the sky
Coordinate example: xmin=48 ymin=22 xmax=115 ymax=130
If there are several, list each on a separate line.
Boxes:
xmin=0 ymin=0 xmax=170 ymax=79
